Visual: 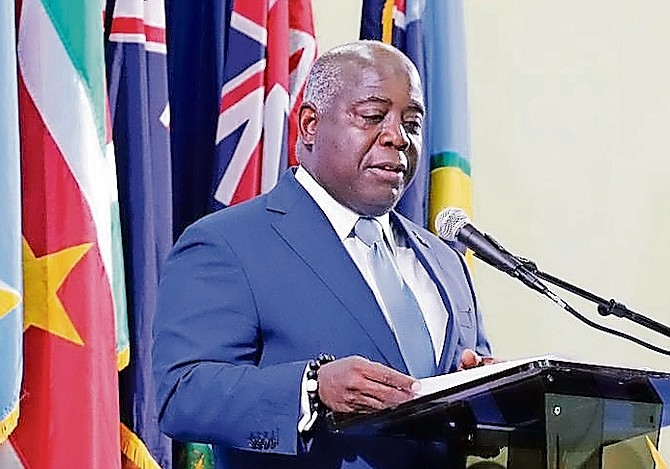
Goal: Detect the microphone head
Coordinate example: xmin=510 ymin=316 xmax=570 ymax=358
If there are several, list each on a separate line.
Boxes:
xmin=434 ymin=207 xmax=470 ymax=242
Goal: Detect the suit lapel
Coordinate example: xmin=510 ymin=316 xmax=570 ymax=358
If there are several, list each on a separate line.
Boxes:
xmin=392 ymin=213 xmax=464 ymax=375
xmin=266 ymin=172 xmax=407 ymax=373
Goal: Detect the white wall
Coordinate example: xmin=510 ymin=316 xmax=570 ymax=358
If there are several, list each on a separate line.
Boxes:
xmin=313 ymin=0 xmax=670 ymax=374
xmin=312 ymin=0 xmax=362 ymax=53
xmin=465 ymin=0 xmax=670 ymax=373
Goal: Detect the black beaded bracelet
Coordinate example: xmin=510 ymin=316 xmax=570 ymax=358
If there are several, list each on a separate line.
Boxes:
xmin=306 ymin=353 xmax=336 ymax=415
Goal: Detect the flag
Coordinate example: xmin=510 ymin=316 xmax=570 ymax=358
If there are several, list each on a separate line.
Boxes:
xmin=0 ymin=0 xmax=23 ymax=447
xmin=106 ymin=0 xmax=173 ymax=466
xmin=165 ymin=1 xmax=233 ymax=465
xmin=423 ymin=1 xmax=473 ymax=227
xmin=361 ymin=0 xmax=473 ymax=229
xmin=167 ymin=0 xmax=232 ymax=237
xmin=212 ymin=0 xmax=316 ymax=208
xmin=10 ymin=0 xmax=128 ymax=465
xmin=168 ymin=0 xmax=314 ymax=228
xmin=166 ymin=1 xmax=315 ymax=467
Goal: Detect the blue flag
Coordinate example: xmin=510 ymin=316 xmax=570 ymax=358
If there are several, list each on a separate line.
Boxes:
xmin=167 ymin=0 xmax=232 ymax=238
xmin=164 ymin=2 xmax=232 ymax=467
xmin=106 ymin=0 xmax=173 ymax=466
xmin=0 ymin=0 xmax=23 ymax=444
xmin=361 ymin=0 xmax=473 ymax=229
xmin=423 ymin=1 xmax=473 ymax=227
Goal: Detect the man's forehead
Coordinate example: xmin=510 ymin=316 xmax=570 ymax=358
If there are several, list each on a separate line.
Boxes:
xmin=341 ymin=54 xmax=417 ymax=80
xmin=342 ymin=65 xmax=424 ymax=111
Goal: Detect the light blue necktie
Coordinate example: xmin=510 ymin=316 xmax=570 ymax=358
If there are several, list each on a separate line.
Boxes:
xmin=354 ymin=217 xmax=436 ymax=378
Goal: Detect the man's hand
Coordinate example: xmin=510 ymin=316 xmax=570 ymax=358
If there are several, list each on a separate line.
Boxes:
xmin=317 ymin=356 xmax=420 ymax=414
xmin=458 ymin=348 xmax=499 ymax=370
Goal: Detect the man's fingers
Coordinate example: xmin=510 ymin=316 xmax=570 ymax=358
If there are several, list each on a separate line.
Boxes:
xmin=459 ymin=348 xmax=482 ymax=370
xmin=350 ymin=360 xmax=418 ymax=408
xmin=341 ymin=392 xmax=386 ymax=413
xmin=355 ymin=377 xmax=415 ymax=405
xmin=459 ymin=349 xmax=500 ymax=370
xmin=317 ymin=356 xmax=419 ymax=413
xmin=338 ymin=382 xmax=413 ymax=412
xmin=363 ymin=361 xmax=418 ymax=392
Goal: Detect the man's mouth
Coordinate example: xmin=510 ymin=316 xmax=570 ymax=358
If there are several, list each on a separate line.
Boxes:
xmin=366 ymin=163 xmax=407 ymax=188
xmin=369 ymin=162 xmax=406 ymax=174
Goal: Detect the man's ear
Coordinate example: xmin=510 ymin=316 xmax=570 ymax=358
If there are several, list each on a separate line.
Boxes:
xmin=298 ymin=103 xmax=318 ymax=150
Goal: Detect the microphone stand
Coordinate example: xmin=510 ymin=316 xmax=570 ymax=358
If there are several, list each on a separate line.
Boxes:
xmin=518 ymin=258 xmax=670 ymax=340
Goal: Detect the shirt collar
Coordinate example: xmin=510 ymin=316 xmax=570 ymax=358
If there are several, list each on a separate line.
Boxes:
xmin=295 ymin=166 xmax=394 ymax=247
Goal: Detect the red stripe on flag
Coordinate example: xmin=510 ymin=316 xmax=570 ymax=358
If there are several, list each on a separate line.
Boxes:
xmin=111 ymin=17 xmax=166 ymax=45
xmin=145 ymin=25 xmax=166 ymax=45
xmin=111 ymin=16 xmax=143 ymax=35
xmin=230 ymin=142 xmax=262 ymax=205
xmin=287 ymin=0 xmax=316 ymax=166
xmin=289 ymin=0 xmax=315 ymax=35
xmin=220 ymin=70 xmax=264 ymax=113
xmin=11 ymin=73 xmax=120 ymax=468
xmin=265 ymin=0 xmax=289 ymax=93
xmin=233 ymin=0 xmax=268 ymax=29
xmin=288 ymin=48 xmax=303 ymax=74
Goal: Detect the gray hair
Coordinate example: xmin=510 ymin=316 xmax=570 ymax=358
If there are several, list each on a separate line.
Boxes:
xmin=302 ymin=40 xmax=403 ymax=113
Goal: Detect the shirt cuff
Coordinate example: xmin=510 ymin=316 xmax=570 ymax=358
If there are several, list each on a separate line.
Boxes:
xmin=297 ymin=363 xmax=319 ymax=433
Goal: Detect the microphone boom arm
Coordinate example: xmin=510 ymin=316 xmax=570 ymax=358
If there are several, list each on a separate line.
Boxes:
xmin=434 ymin=206 xmax=670 ymax=354
xmin=519 ymin=258 xmax=670 ymax=339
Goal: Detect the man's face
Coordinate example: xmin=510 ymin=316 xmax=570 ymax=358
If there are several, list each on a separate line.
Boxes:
xmin=301 ymin=55 xmax=424 ymax=217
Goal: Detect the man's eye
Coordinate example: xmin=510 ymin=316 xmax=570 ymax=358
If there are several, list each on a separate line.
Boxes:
xmin=403 ymin=121 xmax=422 ymax=134
xmin=362 ymin=114 xmax=384 ymax=123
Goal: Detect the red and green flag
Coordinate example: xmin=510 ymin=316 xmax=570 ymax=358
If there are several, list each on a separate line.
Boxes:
xmin=8 ymin=0 xmax=129 ymax=466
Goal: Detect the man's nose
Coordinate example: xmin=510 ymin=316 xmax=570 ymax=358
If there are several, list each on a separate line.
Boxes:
xmin=379 ymin=117 xmax=410 ymax=151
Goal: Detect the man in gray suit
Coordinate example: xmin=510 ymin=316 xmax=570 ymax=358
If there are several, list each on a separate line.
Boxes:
xmin=153 ymin=40 xmax=492 ymax=468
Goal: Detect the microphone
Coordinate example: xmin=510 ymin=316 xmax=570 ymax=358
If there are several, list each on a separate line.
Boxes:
xmin=435 ymin=207 xmax=548 ymax=294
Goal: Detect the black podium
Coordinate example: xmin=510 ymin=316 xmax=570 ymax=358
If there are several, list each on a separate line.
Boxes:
xmin=330 ymin=358 xmax=670 ymax=468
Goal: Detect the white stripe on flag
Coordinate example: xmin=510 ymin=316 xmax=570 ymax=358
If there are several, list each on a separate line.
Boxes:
xmin=288 ymin=29 xmax=316 ymax=110
xmin=231 ymin=11 xmax=267 ymax=46
xmin=393 ymin=8 xmax=406 ymax=29
xmin=144 ymin=0 xmax=166 ymax=30
xmin=109 ymin=32 xmax=145 ymax=44
xmin=0 ymin=442 xmax=25 ymax=469
xmin=214 ymin=88 xmax=264 ymax=205
xmin=261 ymin=84 xmax=288 ymax=194
xmin=111 ymin=0 xmax=142 ymax=18
xmin=144 ymin=42 xmax=167 ymax=55
xmin=220 ymin=59 xmax=266 ymax=100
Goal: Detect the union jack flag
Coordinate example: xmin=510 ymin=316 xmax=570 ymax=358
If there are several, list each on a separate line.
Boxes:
xmin=214 ymin=0 xmax=316 ymax=207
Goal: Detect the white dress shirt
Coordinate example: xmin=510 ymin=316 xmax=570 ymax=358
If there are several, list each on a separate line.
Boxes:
xmin=295 ymin=166 xmax=450 ymax=431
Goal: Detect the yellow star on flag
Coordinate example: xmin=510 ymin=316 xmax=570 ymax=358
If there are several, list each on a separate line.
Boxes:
xmin=22 ymin=238 xmax=93 ymax=346
xmin=0 ymin=280 xmax=21 ymax=319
